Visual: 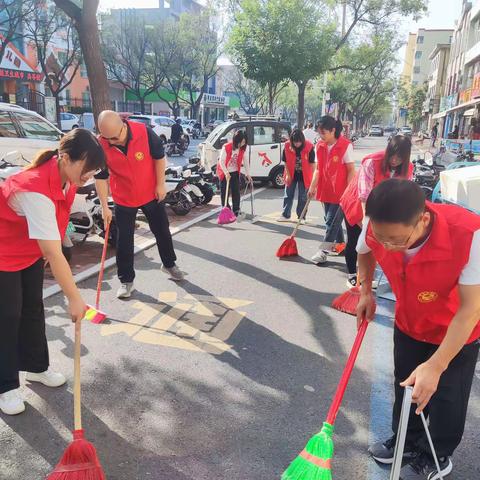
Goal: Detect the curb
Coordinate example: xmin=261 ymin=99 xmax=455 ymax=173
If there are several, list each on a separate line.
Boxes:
xmin=43 ymin=187 xmax=267 ymax=299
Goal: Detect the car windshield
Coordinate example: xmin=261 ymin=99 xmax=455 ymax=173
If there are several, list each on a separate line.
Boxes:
xmin=207 ymin=122 xmax=231 ymax=144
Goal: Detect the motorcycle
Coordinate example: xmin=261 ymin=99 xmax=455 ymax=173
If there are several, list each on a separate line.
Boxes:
xmin=412 ymin=152 xmax=445 ymax=199
xmin=165 ymin=135 xmax=189 ymax=156
xmin=164 ymin=177 xmax=193 ymax=215
xmin=68 ymin=180 xmax=118 ymax=246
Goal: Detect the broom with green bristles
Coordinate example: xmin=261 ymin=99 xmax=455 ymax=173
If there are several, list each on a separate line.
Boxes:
xmin=282 ymin=318 xmax=369 ymax=480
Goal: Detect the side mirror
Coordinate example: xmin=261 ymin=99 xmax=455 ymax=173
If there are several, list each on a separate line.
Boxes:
xmin=220 ymin=137 xmax=228 ymax=146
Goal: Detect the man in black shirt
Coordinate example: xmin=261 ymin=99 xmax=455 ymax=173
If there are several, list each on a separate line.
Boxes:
xmin=170 ymin=118 xmax=183 ymax=144
xmin=96 ymin=110 xmax=185 ymax=299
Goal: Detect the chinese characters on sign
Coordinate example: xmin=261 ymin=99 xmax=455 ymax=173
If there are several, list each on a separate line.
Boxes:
xmin=0 ymin=68 xmax=43 ymax=82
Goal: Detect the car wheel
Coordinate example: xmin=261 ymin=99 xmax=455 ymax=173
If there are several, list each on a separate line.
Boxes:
xmin=270 ymin=166 xmax=285 ymax=189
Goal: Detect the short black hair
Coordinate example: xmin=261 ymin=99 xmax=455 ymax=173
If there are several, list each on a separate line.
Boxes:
xmin=290 ymin=128 xmax=305 ymax=148
xmin=366 ymin=179 xmax=425 ymax=225
xmin=315 ymin=115 xmax=343 ymax=139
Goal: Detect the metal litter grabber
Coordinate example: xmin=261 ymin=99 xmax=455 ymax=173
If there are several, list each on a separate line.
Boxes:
xmin=389 ymin=387 xmax=444 ymax=480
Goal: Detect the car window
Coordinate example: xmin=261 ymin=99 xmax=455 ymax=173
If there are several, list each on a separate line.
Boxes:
xmin=252 ymin=125 xmax=275 ymax=145
xmin=0 ymin=111 xmax=19 ymax=138
xmin=276 ymin=126 xmax=290 ymax=143
xmin=130 ymin=116 xmax=151 ymax=126
xmin=15 ymin=112 xmax=61 ymax=141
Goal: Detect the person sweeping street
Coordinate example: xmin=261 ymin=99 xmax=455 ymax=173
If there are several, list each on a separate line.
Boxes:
xmin=0 ymin=129 xmax=105 ymax=416
xmin=340 ymin=135 xmax=413 ymax=288
xmin=308 ymin=116 xmax=355 ymax=265
xmin=217 ymin=130 xmax=252 ymax=216
xmin=96 ymin=110 xmax=186 ymax=300
xmin=357 ymin=179 xmax=480 ymax=480
xmin=277 ymin=129 xmax=315 ymax=223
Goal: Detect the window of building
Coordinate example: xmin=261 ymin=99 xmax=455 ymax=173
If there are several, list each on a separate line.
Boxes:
xmin=65 ymin=89 xmax=71 ymax=102
xmin=58 ymin=51 xmax=67 ymax=65
xmin=0 ymin=112 xmax=18 ymax=138
xmin=80 ymin=62 xmax=87 ymax=78
xmin=82 ymin=88 xmax=91 ymax=108
xmin=414 ymin=66 xmax=421 ymax=74
xmin=417 ymin=36 xmax=424 ymax=44
xmin=415 ymin=51 xmax=422 ymax=59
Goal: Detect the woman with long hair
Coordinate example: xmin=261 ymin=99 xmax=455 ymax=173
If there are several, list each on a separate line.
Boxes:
xmin=0 ymin=128 xmax=105 ymax=415
xmin=277 ymin=128 xmax=315 ymax=222
xmin=340 ymin=134 xmax=413 ymax=287
xmin=217 ymin=130 xmax=252 ymax=216
xmin=308 ymin=116 xmax=355 ymax=265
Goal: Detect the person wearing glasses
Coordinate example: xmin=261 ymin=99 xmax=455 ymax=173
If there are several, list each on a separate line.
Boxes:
xmin=357 ymin=179 xmax=480 ymax=480
xmin=95 ymin=110 xmax=185 ymax=300
xmin=0 ymin=129 xmax=105 ymax=415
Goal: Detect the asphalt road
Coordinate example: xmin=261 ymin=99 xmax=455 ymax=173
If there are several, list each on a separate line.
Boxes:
xmin=1 ymin=136 xmax=479 ymax=480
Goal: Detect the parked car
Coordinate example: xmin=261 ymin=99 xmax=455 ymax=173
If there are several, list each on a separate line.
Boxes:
xmin=383 ymin=126 xmax=397 ymax=136
xmin=60 ymin=112 xmax=79 ymax=131
xmin=205 ymin=119 xmax=224 ymax=134
xmin=181 ymin=119 xmax=196 ymax=134
xmin=0 ymin=102 xmax=63 ymax=161
xmin=400 ymin=126 xmax=413 ymax=137
xmin=78 ymin=112 xmax=96 ymax=132
xmin=198 ymin=117 xmax=291 ymax=188
xmin=128 ymin=114 xmax=176 ymax=142
xmin=369 ymin=125 xmax=384 ymax=137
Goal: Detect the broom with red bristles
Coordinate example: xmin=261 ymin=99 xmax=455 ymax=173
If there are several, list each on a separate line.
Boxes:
xmin=332 ymin=275 xmax=377 ymax=316
xmin=276 ymin=199 xmax=311 ymax=258
xmin=47 ymin=317 xmax=105 ymax=479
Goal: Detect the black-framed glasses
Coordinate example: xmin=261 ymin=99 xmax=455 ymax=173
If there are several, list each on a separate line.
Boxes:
xmin=368 ymin=217 xmax=421 ymax=249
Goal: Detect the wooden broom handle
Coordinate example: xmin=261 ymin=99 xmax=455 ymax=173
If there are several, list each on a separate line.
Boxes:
xmin=73 ymin=318 xmax=82 ymax=431
xmin=95 ymin=221 xmax=110 ymax=310
xmin=326 ymin=318 xmax=368 ymax=425
xmin=291 ymin=198 xmax=311 ymax=238
xmin=224 ymin=176 xmax=230 ymax=205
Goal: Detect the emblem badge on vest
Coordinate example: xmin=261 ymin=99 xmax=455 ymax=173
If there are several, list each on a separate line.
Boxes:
xmin=332 ymin=155 xmax=339 ymax=163
xmin=259 ymin=152 xmax=272 ymax=166
xmin=417 ymin=291 xmax=439 ymax=303
xmin=135 ymin=151 xmax=145 ymax=161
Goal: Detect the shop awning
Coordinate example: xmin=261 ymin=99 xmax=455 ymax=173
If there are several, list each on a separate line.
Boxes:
xmin=0 ymin=34 xmax=43 ymax=82
xmin=463 ymin=108 xmax=476 ymax=116
xmin=432 ymin=111 xmax=447 ymax=119
xmin=446 ymin=97 xmax=480 ymax=113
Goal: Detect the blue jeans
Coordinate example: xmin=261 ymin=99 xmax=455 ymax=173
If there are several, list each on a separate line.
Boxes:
xmin=282 ymin=171 xmax=307 ymax=219
xmin=323 ymin=202 xmax=344 ymax=245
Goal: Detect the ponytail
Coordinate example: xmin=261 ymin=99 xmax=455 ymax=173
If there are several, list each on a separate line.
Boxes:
xmin=316 ymin=115 xmax=343 ymax=139
xmin=27 ymin=148 xmax=58 ymax=170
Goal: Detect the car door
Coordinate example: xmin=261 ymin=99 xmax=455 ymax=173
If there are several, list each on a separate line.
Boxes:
xmin=0 ymin=111 xmax=22 ymax=161
xmin=247 ymin=123 xmax=281 ymax=178
xmin=13 ymin=110 xmax=62 ymax=161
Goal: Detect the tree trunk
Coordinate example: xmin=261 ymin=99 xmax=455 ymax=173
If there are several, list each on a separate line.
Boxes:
xmin=54 ymin=94 xmax=61 ymax=129
xmin=140 ymin=96 xmax=145 ymax=114
xmin=268 ymin=84 xmax=274 ymax=115
xmin=297 ymin=82 xmax=306 ymax=129
xmin=76 ymin=2 xmax=111 ymax=125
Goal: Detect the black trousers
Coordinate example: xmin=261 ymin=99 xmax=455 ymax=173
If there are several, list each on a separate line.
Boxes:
xmin=115 ymin=199 xmax=177 ymax=284
xmin=0 ymin=259 xmax=49 ymax=394
xmin=345 ymin=222 xmax=362 ymax=275
xmin=392 ymin=327 xmax=479 ymax=458
xmin=220 ymin=172 xmax=240 ymax=215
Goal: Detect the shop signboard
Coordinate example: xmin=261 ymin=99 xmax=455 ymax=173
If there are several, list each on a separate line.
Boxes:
xmin=0 ymin=34 xmax=43 ymax=82
xmin=472 ymin=73 xmax=480 ymax=99
xmin=459 ymin=88 xmax=472 ymax=104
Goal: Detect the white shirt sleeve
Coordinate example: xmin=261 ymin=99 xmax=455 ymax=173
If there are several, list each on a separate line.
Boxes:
xmin=342 ymin=143 xmax=355 ymax=164
xmin=356 ymin=217 xmax=372 ymax=254
xmin=219 ymin=146 xmax=228 ymax=172
xmin=459 ymin=229 xmax=480 ymax=285
xmin=242 ymin=152 xmax=250 ymax=176
xmin=8 ymin=192 xmax=61 ymax=241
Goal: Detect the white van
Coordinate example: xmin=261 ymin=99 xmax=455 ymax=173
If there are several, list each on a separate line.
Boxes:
xmin=198 ymin=118 xmax=291 ymax=188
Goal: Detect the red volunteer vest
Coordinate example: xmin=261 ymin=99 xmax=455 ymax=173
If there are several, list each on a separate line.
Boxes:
xmin=340 ymin=151 xmax=414 ymax=226
xmin=217 ymin=142 xmax=246 ymax=181
xmin=0 ymin=157 xmax=76 ymax=272
xmin=366 ymin=203 xmax=480 ymax=345
xmin=315 ymin=135 xmax=351 ymax=203
xmin=283 ymin=140 xmax=314 ymax=188
xmin=99 ymin=121 xmax=156 ymax=207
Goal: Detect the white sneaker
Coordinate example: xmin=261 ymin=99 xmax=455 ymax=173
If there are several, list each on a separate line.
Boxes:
xmin=25 ymin=368 xmax=66 ymax=388
xmin=298 ymin=218 xmax=306 ymax=225
xmin=0 ymin=389 xmax=25 ymax=415
xmin=311 ymin=250 xmax=328 ymax=264
xmin=161 ymin=265 xmax=185 ymax=281
xmin=276 ymin=216 xmax=290 ymax=222
xmin=117 ymin=282 xmax=134 ymax=299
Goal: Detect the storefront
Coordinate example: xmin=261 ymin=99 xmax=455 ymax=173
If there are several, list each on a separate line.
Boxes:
xmin=0 ymin=36 xmax=44 ymax=111
xmin=199 ymin=93 xmax=229 ymax=127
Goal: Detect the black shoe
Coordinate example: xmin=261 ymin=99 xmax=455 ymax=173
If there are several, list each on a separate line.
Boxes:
xmin=368 ymin=435 xmax=417 ymax=464
xmin=400 ymin=452 xmax=452 ymax=479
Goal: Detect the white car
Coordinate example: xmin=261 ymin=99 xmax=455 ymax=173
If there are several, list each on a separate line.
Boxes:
xmin=181 ymin=119 xmax=196 ymax=134
xmin=60 ymin=112 xmax=80 ymax=131
xmin=128 ymin=114 xmax=175 ymax=141
xmin=198 ymin=118 xmax=291 ymax=188
xmin=0 ymin=103 xmax=63 ymax=162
